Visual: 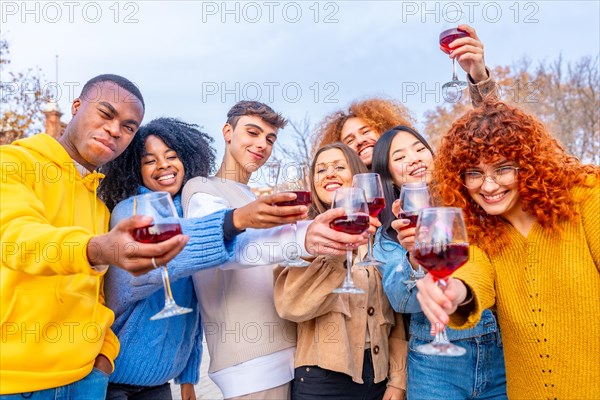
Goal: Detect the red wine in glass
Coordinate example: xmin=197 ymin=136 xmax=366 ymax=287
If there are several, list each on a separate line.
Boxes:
xmin=275 ymin=190 xmax=312 ymax=207
xmin=439 ymin=27 xmax=470 ymax=96
xmin=398 ymin=211 xmax=419 ymax=230
xmin=439 ymin=28 xmax=469 ymax=54
xmin=414 ymin=243 xmax=469 ymax=280
xmin=330 ymin=213 xmax=370 ymax=235
xmin=132 ymin=191 xmax=192 ymax=320
xmin=413 ymin=207 xmax=469 ymax=356
xmin=352 ymin=173 xmax=385 ymax=267
xmin=367 ymin=197 xmax=386 ymax=217
xmin=133 ymin=223 xmax=182 ymax=244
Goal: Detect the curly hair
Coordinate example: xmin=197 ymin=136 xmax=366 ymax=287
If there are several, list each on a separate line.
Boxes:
xmin=98 ymin=117 xmax=215 ymax=211
xmin=371 ymin=125 xmax=435 ymax=244
xmin=435 ymin=100 xmax=599 ymax=255
xmin=309 ymin=142 xmax=369 ymax=218
xmin=313 ymin=97 xmax=414 ymax=153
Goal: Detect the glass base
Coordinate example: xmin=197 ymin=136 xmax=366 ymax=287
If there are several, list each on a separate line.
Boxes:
xmin=150 ymin=304 xmax=193 ymax=320
xmin=333 ymin=285 xmax=365 ymax=294
xmin=442 ymin=80 xmax=468 ymax=103
xmin=280 ymin=258 xmax=310 ymax=267
xmin=355 ymin=258 xmax=383 ymax=267
xmin=415 ymin=342 xmax=466 ymax=357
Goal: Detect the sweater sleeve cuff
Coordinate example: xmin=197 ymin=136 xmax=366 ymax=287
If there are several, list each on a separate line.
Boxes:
xmin=174 ymin=331 xmax=203 ymax=385
xmin=100 ymin=328 xmax=120 ymax=372
xmin=467 ymin=66 xmax=499 ymax=106
xmin=223 ymin=209 xmax=245 ymax=242
xmin=296 ymin=220 xmax=311 ymax=258
xmin=448 ymin=280 xmax=482 ymax=329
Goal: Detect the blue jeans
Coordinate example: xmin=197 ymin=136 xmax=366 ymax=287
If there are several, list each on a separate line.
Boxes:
xmin=407 ymin=332 xmax=507 ymax=400
xmin=0 ymin=368 xmax=109 ymax=400
xmin=106 ymin=382 xmax=172 ymax=400
xmin=291 ymin=349 xmax=387 ymax=399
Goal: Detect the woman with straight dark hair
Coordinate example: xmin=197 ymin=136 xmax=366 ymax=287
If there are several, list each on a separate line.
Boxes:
xmin=371 ymin=126 xmax=507 ymax=400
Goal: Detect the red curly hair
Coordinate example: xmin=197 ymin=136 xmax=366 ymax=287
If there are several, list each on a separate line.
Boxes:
xmin=313 ymin=97 xmax=414 ymax=154
xmin=434 ymin=100 xmax=599 ymax=255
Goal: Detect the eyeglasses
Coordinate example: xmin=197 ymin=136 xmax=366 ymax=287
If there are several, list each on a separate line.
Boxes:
xmin=462 ymin=166 xmax=519 ymax=189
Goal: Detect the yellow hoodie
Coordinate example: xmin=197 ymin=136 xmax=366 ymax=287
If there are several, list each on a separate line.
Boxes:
xmin=0 ymin=133 xmax=119 ymax=394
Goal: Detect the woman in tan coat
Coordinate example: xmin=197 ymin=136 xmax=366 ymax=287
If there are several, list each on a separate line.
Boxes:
xmin=275 ymin=142 xmax=407 ymax=400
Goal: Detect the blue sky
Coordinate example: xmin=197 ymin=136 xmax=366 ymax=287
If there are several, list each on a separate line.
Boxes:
xmin=2 ymin=0 xmax=599 ymax=171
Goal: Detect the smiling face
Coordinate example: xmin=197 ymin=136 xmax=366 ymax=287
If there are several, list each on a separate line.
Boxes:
xmin=59 ymin=81 xmax=144 ymax=171
xmin=312 ymin=148 xmax=354 ymax=207
xmin=340 ymin=117 xmax=379 ymax=167
xmin=140 ymin=135 xmax=185 ymax=196
xmin=388 ymin=130 xmax=434 ymax=186
xmin=222 ymin=115 xmax=278 ymax=183
xmin=465 ymin=160 xmax=523 ymax=220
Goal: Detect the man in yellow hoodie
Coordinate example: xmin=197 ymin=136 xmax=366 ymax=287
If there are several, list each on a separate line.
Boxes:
xmin=0 ymin=74 xmax=188 ymax=398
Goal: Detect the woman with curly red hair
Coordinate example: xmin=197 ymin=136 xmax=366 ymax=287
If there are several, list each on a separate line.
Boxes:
xmin=314 ymin=98 xmax=415 ymax=168
xmin=314 ymin=25 xmax=497 ymax=169
xmin=415 ymin=100 xmax=600 ymax=399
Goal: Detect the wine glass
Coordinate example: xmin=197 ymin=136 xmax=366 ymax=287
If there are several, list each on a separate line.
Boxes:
xmin=131 ymin=191 xmax=193 ymax=320
xmin=397 ymin=182 xmax=431 ymax=278
xmin=352 ymin=173 xmax=385 ymax=267
xmin=329 ymin=187 xmax=370 ymax=294
xmin=275 ymin=163 xmax=312 ymax=267
xmin=439 ymin=10 xmax=470 ymax=102
xmin=413 ymin=207 xmax=469 ymax=356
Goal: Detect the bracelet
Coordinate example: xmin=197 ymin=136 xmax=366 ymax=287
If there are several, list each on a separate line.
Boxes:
xmin=459 ymin=291 xmax=474 ymax=306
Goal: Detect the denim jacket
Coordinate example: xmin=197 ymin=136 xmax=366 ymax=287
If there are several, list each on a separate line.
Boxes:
xmin=373 ymin=229 xmax=500 ymax=341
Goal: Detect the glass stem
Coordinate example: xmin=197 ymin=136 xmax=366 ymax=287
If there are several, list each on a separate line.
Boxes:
xmin=160 ymin=266 xmax=176 ymax=307
xmin=366 ymin=232 xmax=373 ymax=260
xmin=291 ymin=222 xmax=299 ymax=260
xmin=345 ymin=248 xmax=355 ymax=287
xmin=434 ymin=327 xmax=451 ymax=346
xmin=452 ymin=57 xmax=459 ymax=81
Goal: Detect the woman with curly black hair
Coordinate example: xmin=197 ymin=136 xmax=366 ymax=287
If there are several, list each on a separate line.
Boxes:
xmin=98 ymin=117 xmax=215 ymax=211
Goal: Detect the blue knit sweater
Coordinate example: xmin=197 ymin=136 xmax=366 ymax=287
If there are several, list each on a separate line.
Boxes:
xmin=105 ymin=186 xmax=235 ymax=386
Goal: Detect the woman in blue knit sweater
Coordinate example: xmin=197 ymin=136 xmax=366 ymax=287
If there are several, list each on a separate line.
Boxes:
xmin=98 ymin=117 xmax=310 ymax=400
xmin=98 ymin=117 xmax=229 ymax=400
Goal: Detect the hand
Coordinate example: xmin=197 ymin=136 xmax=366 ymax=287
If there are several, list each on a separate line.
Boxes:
xmin=93 ymin=354 xmax=113 ymax=375
xmin=87 ymin=215 xmax=189 ymax=276
xmin=415 ymin=274 xmax=468 ymax=334
xmin=383 ymin=387 xmax=406 ymax=400
xmin=233 ymin=192 xmax=308 ymax=230
xmin=390 ymin=200 xmax=415 ymax=254
xmin=180 ymin=383 xmax=196 ymax=400
xmin=444 ymin=24 xmax=487 ymax=83
xmin=305 ymin=208 xmax=368 ymax=257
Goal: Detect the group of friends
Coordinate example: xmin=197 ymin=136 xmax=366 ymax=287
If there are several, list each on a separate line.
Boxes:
xmin=1 ymin=25 xmax=598 ymax=400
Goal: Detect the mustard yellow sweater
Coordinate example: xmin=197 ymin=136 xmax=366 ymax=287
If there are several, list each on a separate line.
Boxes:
xmin=451 ymin=183 xmax=600 ymax=399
